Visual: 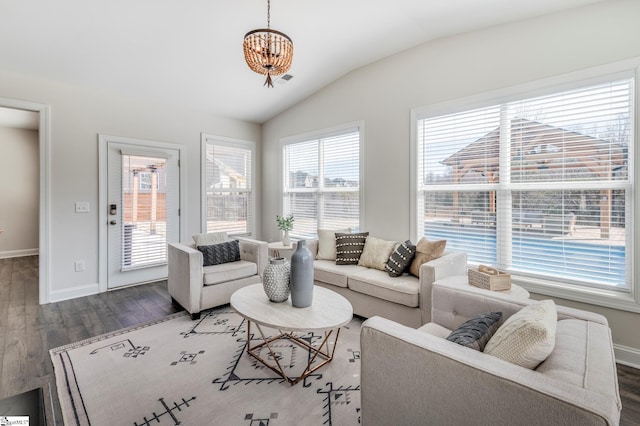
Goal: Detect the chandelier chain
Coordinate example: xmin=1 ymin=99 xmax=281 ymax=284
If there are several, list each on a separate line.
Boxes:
xmin=267 ymin=0 xmax=271 ymax=28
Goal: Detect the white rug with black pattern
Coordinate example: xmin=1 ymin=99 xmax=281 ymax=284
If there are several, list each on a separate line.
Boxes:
xmin=50 ymin=306 xmax=362 ymax=426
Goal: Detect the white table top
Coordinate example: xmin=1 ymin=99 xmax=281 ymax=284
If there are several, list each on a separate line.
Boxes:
xmin=230 ymin=284 xmax=353 ymax=332
xmin=433 ymin=274 xmax=530 ymax=299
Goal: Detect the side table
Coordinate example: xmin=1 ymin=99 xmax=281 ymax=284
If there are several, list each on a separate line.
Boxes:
xmin=433 ymin=274 xmax=530 ymax=299
xmin=268 ymin=241 xmax=294 ymax=259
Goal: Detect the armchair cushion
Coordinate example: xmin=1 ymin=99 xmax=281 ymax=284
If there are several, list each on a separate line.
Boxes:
xmin=198 ymin=240 xmax=240 ymax=266
xmin=446 ymin=311 xmax=503 ymax=351
xmin=203 ymin=260 xmax=258 ymax=286
xmin=484 ymin=299 xmax=557 ymax=369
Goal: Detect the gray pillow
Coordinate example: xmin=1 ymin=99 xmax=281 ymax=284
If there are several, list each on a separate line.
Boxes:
xmin=385 ymin=240 xmax=416 ymax=277
xmin=335 ymin=232 xmax=369 ymax=265
xmin=446 ymin=312 xmax=503 ymax=351
xmin=198 ymin=240 xmax=240 ymax=266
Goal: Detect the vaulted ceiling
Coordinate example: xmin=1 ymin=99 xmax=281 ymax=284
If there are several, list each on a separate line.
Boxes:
xmin=0 ymin=0 xmax=609 ymax=124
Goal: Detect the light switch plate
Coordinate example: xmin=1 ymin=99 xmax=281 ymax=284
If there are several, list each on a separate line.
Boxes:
xmin=75 ymin=202 xmax=90 ymax=213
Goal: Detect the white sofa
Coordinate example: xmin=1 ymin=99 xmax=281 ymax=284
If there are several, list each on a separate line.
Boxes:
xmin=168 ymin=238 xmax=268 ymax=319
xmin=360 ymin=281 xmax=621 ymax=426
xmin=304 ymin=239 xmax=467 ymax=327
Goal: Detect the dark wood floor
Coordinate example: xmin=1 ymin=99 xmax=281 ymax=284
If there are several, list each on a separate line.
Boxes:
xmin=1 ymin=255 xmax=639 ymax=425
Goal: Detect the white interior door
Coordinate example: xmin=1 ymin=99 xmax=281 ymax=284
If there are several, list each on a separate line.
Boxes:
xmin=107 ymin=142 xmax=180 ymax=289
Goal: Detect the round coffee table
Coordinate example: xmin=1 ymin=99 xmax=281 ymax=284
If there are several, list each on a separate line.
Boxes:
xmin=230 ymin=283 xmax=353 ymax=385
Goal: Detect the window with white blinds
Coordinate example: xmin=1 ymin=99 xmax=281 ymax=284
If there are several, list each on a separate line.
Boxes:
xmin=282 ymin=125 xmax=361 ymax=239
xmin=203 ymin=136 xmax=255 ymax=236
xmin=416 ymin=77 xmax=632 ymax=292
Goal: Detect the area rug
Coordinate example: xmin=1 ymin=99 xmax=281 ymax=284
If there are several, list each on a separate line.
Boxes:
xmin=50 ymin=307 xmax=362 ymax=426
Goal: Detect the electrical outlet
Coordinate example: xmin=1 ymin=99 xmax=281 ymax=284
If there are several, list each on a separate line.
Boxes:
xmin=75 ymin=202 xmax=90 ymax=213
xmin=74 ymin=260 xmax=85 ymax=272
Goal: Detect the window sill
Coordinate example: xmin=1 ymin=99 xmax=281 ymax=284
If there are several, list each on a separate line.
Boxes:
xmin=514 ymin=275 xmax=640 ymax=313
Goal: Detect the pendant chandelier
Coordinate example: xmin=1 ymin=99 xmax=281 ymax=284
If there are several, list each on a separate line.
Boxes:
xmin=243 ymin=0 xmax=293 ymax=88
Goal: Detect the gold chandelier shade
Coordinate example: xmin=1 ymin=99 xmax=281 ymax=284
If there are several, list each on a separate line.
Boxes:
xmin=243 ymin=28 xmax=293 ymax=87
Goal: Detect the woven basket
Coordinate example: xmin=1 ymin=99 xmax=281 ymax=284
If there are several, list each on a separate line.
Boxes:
xmin=468 ymin=265 xmax=511 ymax=291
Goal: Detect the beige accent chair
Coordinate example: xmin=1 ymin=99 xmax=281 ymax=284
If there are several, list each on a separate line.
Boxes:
xmin=168 ymin=238 xmax=268 ymax=319
xmin=360 ymin=282 xmax=621 ymax=425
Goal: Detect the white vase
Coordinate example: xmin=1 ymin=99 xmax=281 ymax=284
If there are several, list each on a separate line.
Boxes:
xmin=282 ymin=229 xmax=291 ymax=246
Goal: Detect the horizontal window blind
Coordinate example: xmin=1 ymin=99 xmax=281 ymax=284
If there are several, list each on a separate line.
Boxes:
xmin=417 ymin=78 xmax=632 ymax=290
xmin=121 ymin=154 xmax=173 ymax=270
xmin=205 ymin=140 xmax=254 ymax=236
xmin=283 ymin=127 xmax=361 ymax=239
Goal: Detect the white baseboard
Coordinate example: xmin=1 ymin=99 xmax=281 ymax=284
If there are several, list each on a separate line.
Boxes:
xmin=49 ymin=283 xmax=100 ymax=303
xmin=0 ymin=248 xmax=39 ymax=259
xmin=614 ymin=343 xmax=640 ymax=369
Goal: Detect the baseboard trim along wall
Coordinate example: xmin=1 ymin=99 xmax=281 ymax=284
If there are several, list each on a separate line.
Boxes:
xmin=0 ymin=248 xmax=39 ymax=259
xmin=49 ymin=283 xmax=100 ymax=303
xmin=614 ymin=344 xmax=640 ymax=369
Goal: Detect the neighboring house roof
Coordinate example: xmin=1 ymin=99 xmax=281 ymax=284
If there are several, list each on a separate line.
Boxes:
xmin=442 ymin=117 xmax=626 ymax=181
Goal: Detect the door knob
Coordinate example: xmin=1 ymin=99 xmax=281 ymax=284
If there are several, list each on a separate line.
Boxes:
xmin=110 ymin=220 xmax=117 ymax=225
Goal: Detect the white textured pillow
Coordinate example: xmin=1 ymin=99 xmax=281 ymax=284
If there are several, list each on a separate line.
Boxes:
xmin=192 ymin=232 xmax=229 ymax=246
xmin=358 ymin=237 xmax=398 ymax=271
xmin=484 ymin=300 xmax=557 ymax=369
xmin=316 ymin=228 xmax=351 ymax=260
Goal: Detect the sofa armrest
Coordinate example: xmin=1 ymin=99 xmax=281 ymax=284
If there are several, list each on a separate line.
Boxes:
xmin=361 ymin=316 xmax=620 ymax=426
xmin=237 ymin=237 xmax=268 ymax=276
xmin=417 ymin=252 xmax=467 ymax=324
xmin=168 ymin=242 xmax=204 ymax=314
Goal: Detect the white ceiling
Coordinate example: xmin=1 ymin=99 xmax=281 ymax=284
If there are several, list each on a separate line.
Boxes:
xmin=0 ymin=0 xmax=609 ymax=124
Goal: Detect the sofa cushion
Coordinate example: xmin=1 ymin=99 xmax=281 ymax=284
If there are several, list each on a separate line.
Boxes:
xmin=358 ymin=237 xmax=398 ymax=271
xmin=335 ymin=232 xmax=369 ymax=265
xmin=314 ymin=259 xmax=368 ymax=288
xmin=348 ymin=268 xmax=420 ymax=307
xmin=385 ymin=240 xmax=416 ymax=277
xmin=198 ymin=240 xmax=241 ymax=266
xmin=409 ymin=238 xmax=446 ymax=277
xmin=203 ymin=260 xmax=258 ymax=286
xmin=316 ymin=228 xmax=351 ymax=260
xmin=192 ymin=231 xmax=229 ymax=246
xmin=484 ymin=300 xmax=557 ymax=369
xmin=446 ymin=312 xmax=503 ymax=351
xmin=418 ymin=322 xmax=451 ymax=339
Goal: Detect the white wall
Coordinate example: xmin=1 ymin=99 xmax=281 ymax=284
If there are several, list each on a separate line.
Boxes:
xmin=0 ymin=69 xmax=261 ymax=301
xmin=0 ymin=127 xmax=39 ymax=257
xmin=262 ymin=0 xmax=640 ymax=360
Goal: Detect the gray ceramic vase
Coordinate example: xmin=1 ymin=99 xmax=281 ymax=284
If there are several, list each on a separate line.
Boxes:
xmin=262 ymin=257 xmax=290 ymax=302
xmin=290 ymin=239 xmax=314 ymax=308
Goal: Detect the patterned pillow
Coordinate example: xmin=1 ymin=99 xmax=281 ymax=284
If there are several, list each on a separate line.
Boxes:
xmin=198 ymin=240 xmax=240 ymax=267
xmin=335 ymin=232 xmax=369 ymax=265
xmin=446 ymin=312 xmax=503 ymax=351
xmin=316 ymin=228 xmax=351 ymax=260
xmin=385 ymin=240 xmax=416 ymax=277
xmin=409 ymin=238 xmax=446 ymax=277
xmin=484 ymin=300 xmax=557 ymax=369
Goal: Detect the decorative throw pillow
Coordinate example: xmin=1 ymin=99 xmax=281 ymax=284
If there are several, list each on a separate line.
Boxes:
xmin=446 ymin=312 xmax=503 ymax=351
xmin=316 ymin=228 xmax=351 ymax=260
xmin=335 ymin=232 xmax=369 ymax=265
xmin=409 ymin=238 xmax=446 ymax=277
xmin=484 ymin=300 xmax=557 ymax=369
xmin=192 ymin=231 xmax=229 ymax=246
xmin=358 ymin=237 xmax=398 ymax=271
xmin=198 ymin=240 xmax=241 ymax=267
xmin=385 ymin=240 xmax=416 ymax=277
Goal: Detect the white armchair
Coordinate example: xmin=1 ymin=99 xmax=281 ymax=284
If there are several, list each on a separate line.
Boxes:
xmin=360 ymin=282 xmax=621 ymax=425
xmin=168 ymin=237 xmax=268 ymax=319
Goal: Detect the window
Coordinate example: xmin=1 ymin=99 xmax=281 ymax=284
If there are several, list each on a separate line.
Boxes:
xmin=282 ymin=124 xmax=362 ymax=239
xmin=414 ymin=71 xmax=634 ymax=305
xmin=202 ymin=135 xmax=255 ymax=236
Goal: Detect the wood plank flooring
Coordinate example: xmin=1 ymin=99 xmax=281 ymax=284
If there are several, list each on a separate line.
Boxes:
xmin=1 ymin=255 xmax=639 ymax=425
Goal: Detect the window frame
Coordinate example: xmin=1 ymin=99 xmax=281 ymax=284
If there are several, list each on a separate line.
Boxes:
xmin=201 ymin=133 xmax=256 ymax=237
xmin=411 ymin=58 xmax=640 ymax=313
xmin=279 ymin=121 xmax=365 ymax=239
